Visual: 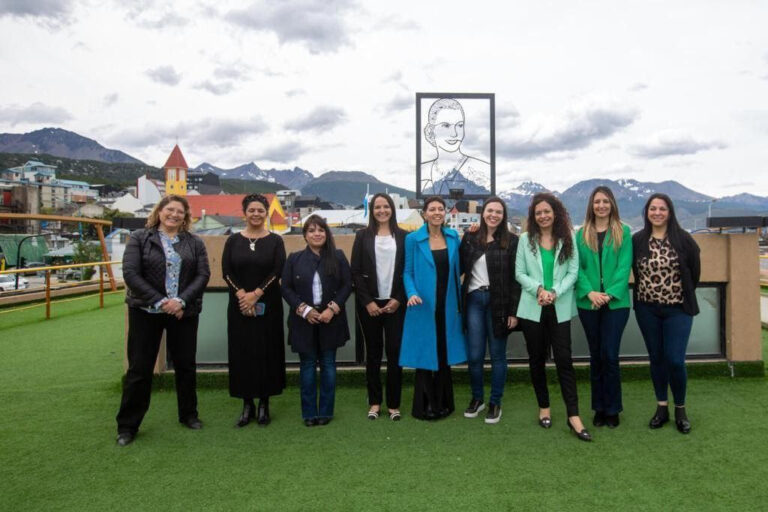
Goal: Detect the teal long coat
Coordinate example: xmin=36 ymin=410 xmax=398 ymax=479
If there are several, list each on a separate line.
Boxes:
xmin=399 ymin=224 xmax=467 ymax=370
xmin=575 ymin=224 xmax=633 ymax=310
xmin=514 ymin=232 xmax=579 ymax=323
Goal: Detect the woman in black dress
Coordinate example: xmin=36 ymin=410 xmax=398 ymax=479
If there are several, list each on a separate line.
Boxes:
xmin=222 ymin=194 xmax=286 ymax=427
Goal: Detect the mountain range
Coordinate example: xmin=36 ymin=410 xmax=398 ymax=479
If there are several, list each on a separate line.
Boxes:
xmin=0 ymin=128 xmax=143 ymax=165
xmin=192 ymin=162 xmax=314 ymax=190
xmin=1 ymin=127 xmax=766 ymax=227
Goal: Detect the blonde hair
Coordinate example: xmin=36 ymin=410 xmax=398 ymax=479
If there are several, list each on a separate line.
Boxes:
xmin=581 ymin=186 xmax=623 ymax=252
xmin=145 ymin=195 xmax=192 ymax=232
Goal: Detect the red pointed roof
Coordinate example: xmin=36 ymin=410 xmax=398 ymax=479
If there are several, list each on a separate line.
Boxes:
xmin=163 ymin=144 xmax=189 ymax=169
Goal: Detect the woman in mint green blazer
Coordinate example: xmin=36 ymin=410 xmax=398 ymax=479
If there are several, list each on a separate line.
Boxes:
xmin=515 ymin=193 xmax=591 ymax=442
xmin=576 ymin=186 xmax=632 ymax=429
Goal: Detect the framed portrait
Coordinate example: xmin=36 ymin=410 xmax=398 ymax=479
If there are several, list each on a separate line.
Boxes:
xmin=416 ymin=92 xmax=495 ymax=200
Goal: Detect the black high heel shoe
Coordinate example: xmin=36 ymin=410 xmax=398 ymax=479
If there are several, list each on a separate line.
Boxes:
xmin=567 ymin=418 xmax=593 ymax=442
xmin=257 ymin=398 xmax=270 ymax=426
xmin=649 ymin=405 xmax=669 ymax=429
xmin=236 ymin=401 xmax=255 ymax=428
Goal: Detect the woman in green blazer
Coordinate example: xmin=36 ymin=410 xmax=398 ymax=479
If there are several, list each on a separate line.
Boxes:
xmin=576 ymin=186 xmax=632 ymax=429
xmin=515 ymin=193 xmax=590 ymax=441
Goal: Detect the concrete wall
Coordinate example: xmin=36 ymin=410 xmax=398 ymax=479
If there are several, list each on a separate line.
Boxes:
xmin=197 ymin=232 xmax=762 ymax=363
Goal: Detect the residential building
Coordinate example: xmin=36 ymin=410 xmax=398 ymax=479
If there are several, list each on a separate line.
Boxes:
xmin=187 ymin=171 xmax=221 ymax=192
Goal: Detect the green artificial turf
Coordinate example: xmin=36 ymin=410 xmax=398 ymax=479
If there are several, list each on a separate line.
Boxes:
xmin=2 ymin=301 xmax=768 ymax=511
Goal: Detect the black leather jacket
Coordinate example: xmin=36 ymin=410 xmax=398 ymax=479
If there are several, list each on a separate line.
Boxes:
xmin=460 ymin=230 xmax=521 ymax=337
xmin=123 ymin=228 xmax=211 ymax=316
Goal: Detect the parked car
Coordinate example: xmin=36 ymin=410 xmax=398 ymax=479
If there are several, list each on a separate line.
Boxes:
xmin=22 ymin=262 xmax=47 ymax=276
xmin=0 ymin=274 xmax=29 ymax=291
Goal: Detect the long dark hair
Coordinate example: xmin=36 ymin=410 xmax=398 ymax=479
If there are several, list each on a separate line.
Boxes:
xmin=582 ymin=186 xmax=624 ymax=252
xmin=635 ymin=193 xmax=686 ymax=257
xmin=366 ymin=193 xmax=399 ymax=235
xmin=303 ymin=214 xmax=338 ymax=276
xmin=478 ymin=196 xmax=511 ymax=249
xmin=526 ymin=192 xmax=573 ymax=264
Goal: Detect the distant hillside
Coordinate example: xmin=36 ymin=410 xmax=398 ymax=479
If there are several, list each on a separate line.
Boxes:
xmin=302 ymin=171 xmax=415 ymax=206
xmin=193 ymin=162 xmax=314 ymax=190
xmin=219 ymin=178 xmax=285 ymax=195
xmin=0 ymin=128 xmax=144 ymax=164
xmin=0 ymin=152 xmax=159 ymax=186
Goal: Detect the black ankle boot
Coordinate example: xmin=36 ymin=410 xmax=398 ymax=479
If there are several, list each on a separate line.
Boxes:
xmin=257 ymin=398 xmax=270 ymax=426
xmin=649 ymin=404 xmax=669 ymax=429
xmin=236 ymin=401 xmax=255 ymax=428
xmin=674 ymin=406 xmax=691 ymax=434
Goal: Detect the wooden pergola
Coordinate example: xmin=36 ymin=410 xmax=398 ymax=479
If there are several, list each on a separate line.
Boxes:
xmin=0 ymin=213 xmax=116 ymax=290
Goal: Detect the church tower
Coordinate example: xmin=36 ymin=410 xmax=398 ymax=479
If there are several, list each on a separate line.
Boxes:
xmin=163 ymin=144 xmax=188 ymax=196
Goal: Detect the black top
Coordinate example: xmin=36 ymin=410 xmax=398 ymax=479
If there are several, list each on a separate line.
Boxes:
xmin=432 ymin=248 xmax=449 ymax=311
xmin=350 ymin=227 xmax=407 ymax=307
xmin=459 ymin=230 xmax=521 ymax=337
xmin=281 ymin=247 xmax=352 ymax=353
xmin=222 ymin=232 xmax=285 ymax=298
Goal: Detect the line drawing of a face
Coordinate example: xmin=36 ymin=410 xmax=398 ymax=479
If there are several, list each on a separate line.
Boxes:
xmin=420 ymin=97 xmax=491 ymax=196
xmin=424 ymin=99 xmax=466 ymax=154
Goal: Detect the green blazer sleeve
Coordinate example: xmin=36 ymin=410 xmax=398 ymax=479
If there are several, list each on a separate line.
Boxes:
xmin=515 ymin=233 xmax=541 ymax=296
xmin=604 ymin=224 xmax=633 ymax=303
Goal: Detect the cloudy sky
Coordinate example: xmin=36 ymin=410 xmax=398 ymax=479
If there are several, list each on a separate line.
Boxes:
xmin=1 ymin=0 xmax=767 ymax=196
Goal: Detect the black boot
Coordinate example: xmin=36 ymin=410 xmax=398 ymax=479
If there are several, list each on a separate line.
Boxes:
xmin=257 ymin=398 xmax=271 ymax=426
xmin=236 ymin=400 xmax=255 ymax=428
xmin=675 ymin=406 xmax=691 ymax=434
xmin=649 ymin=404 xmax=669 ymax=429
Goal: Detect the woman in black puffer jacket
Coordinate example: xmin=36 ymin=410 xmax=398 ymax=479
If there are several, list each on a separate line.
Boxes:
xmin=115 ymin=195 xmax=210 ymax=446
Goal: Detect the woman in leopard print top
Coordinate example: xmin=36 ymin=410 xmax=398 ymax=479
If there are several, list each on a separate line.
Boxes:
xmin=632 ymin=193 xmax=700 ymax=435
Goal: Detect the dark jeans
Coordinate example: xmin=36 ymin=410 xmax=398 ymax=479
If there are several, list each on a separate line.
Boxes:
xmin=634 ymin=301 xmax=693 ymax=406
xmin=116 ymin=308 xmax=199 ymax=434
xmin=466 ymin=289 xmax=508 ymax=406
xmin=520 ymin=306 xmax=579 ymax=417
xmin=298 ymin=338 xmax=337 ymax=420
xmin=358 ymin=299 xmax=405 ymax=409
xmin=578 ymin=307 xmax=630 ymax=415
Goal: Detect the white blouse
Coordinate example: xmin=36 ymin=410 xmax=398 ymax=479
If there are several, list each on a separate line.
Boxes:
xmin=375 ymin=235 xmax=397 ymax=299
xmin=468 ymin=253 xmax=490 ymax=293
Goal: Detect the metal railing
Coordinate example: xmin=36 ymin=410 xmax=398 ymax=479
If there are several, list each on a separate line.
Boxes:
xmin=0 ymin=260 xmax=122 ymax=319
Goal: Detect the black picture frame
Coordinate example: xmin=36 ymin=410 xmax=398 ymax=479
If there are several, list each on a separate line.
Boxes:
xmin=415 ymin=92 xmax=495 ymax=200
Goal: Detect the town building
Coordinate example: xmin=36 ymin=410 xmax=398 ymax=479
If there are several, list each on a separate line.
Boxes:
xmin=163 ymin=145 xmax=188 ymax=196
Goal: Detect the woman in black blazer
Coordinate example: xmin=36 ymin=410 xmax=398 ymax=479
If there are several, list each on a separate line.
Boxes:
xmin=281 ymin=215 xmax=352 ymax=426
xmin=350 ymin=193 xmax=407 ymax=421
xmin=116 ymin=195 xmax=210 ymax=446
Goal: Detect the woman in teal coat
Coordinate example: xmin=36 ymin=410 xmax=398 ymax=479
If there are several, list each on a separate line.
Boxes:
xmin=515 ymin=193 xmax=591 ymax=441
xmin=400 ymin=196 xmax=467 ymax=420
xmin=576 ymin=186 xmax=632 ymax=428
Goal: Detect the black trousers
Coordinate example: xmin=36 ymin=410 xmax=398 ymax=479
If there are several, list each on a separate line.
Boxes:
xmin=520 ymin=305 xmax=579 ymax=417
xmin=358 ymin=299 xmax=405 ymax=409
xmin=116 ymin=307 xmax=200 ymax=434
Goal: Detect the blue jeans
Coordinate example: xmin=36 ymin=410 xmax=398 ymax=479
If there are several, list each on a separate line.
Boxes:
xmin=465 ymin=289 xmax=508 ymax=406
xmin=298 ymin=347 xmax=337 ymax=420
xmin=578 ymin=307 xmax=629 ymax=415
xmin=634 ymin=302 xmax=693 ymax=406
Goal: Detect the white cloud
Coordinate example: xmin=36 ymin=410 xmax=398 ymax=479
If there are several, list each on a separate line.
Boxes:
xmin=0 ymin=102 xmax=72 ymax=126
xmin=629 ymin=131 xmax=727 ymax=158
xmin=145 ymin=65 xmax=182 ymax=86
xmin=284 ymin=106 xmax=347 ymax=132
xmin=498 ymin=104 xmax=639 ymax=159
xmin=225 ymin=0 xmax=357 ymax=54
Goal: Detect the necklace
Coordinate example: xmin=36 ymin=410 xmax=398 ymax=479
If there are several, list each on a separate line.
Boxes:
xmin=241 ymin=231 xmax=266 ymax=251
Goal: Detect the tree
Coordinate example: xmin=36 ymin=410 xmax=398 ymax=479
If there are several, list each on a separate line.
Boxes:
xmin=72 ymin=240 xmax=103 ymax=280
